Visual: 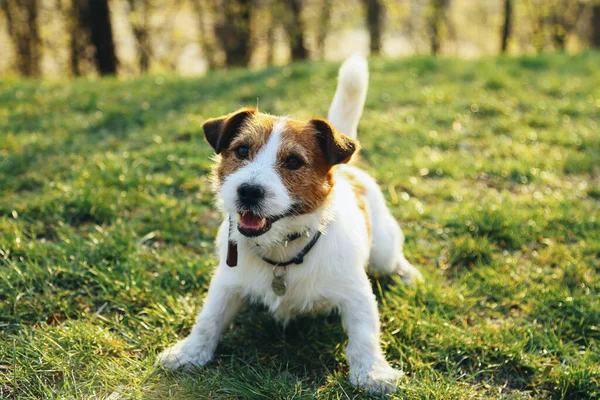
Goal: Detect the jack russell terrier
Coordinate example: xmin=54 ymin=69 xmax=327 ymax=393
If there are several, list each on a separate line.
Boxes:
xmin=157 ymin=55 xmax=422 ymax=395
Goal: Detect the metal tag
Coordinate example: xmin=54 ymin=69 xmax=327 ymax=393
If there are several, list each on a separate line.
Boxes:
xmin=271 ymin=276 xmax=286 ymax=296
xmin=272 ymin=265 xmax=286 ymax=296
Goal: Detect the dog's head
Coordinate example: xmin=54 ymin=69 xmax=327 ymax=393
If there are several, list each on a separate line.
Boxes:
xmin=203 ymin=107 xmax=358 ymax=242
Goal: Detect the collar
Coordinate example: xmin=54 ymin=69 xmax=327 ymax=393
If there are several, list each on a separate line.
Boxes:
xmin=226 ymin=229 xmax=322 ymax=267
xmin=259 ymin=231 xmax=322 ymax=267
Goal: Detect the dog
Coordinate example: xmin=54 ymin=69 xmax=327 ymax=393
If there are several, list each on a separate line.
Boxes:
xmin=156 ymin=55 xmax=422 ymax=395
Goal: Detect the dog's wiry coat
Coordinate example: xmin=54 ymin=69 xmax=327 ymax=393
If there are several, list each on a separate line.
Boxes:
xmin=157 ymin=55 xmax=422 ymax=395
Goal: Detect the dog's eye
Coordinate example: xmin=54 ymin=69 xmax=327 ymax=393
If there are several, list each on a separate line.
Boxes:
xmin=235 ymin=145 xmax=250 ymax=160
xmin=284 ymin=155 xmax=304 ymax=170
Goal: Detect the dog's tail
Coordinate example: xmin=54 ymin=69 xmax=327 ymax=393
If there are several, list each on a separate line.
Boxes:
xmin=327 ymin=55 xmax=369 ymax=140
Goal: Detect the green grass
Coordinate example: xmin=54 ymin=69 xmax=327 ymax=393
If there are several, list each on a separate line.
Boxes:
xmin=1 ymin=53 xmax=599 ymax=399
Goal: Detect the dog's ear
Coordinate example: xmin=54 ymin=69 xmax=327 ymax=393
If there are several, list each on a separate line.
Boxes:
xmin=310 ymin=118 xmax=358 ymax=165
xmin=202 ymin=108 xmax=256 ymax=154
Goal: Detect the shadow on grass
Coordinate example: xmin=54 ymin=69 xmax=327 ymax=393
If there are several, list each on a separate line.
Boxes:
xmin=218 ymin=304 xmax=346 ymax=379
xmin=150 ymin=304 xmax=351 ymax=399
xmin=155 ymin=278 xmax=412 ymax=398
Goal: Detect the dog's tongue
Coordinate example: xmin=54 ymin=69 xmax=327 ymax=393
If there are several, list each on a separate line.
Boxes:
xmin=238 ymin=212 xmax=266 ymax=230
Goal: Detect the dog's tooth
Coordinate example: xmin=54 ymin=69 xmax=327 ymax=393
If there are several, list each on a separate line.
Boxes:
xmin=305 ymin=231 xmax=310 ymax=238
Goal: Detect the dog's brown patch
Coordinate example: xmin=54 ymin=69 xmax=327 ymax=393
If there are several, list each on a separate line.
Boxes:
xmin=277 ymin=120 xmax=335 ymax=214
xmin=214 ymin=113 xmax=277 ymax=183
xmin=336 ymin=168 xmax=371 ymax=240
xmin=208 ymin=109 xmax=358 ymax=216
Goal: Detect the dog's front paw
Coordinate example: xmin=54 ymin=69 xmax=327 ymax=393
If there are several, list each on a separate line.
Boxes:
xmin=156 ymin=337 xmax=213 ymax=371
xmin=350 ymin=362 xmax=404 ymax=396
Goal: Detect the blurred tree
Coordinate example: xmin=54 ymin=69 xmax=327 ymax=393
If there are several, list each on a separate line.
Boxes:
xmin=500 ymin=0 xmax=512 ymax=53
xmin=264 ymin=0 xmax=283 ymax=65
xmin=404 ymin=0 xmax=423 ymax=51
xmin=72 ymin=0 xmax=118 ymax=75
xmin=362 ymin=0 xmax=384 ymax=55
xmin=148 ymin=0 xmax=186 ymax=72
xmin=127 ymin=0 xmax=153 ymax=73
xmin=0 ymin=0 xmax=41 ymax=76
xmin=266 ymin=14 xmax=276 ymax=65
xmin=593 ymin=3 xmax=600 ymax=47
xmin=526 ymin=0 xmax=586 ymax=51
xmin=66 ymin=0 xmax=86 ymax=76
xmin=548 ymin=2 xmax=585 ymax=50
xmin=214 ymin=0 xmax=253 ymax=67
xmin=88 ymin=0 xmax=118 ymax=74
xmin=428 ymin=0 xmax=450 ymax=55
xmin=316 ymin=0 xmax=332 ymax=59
xmin=286 ymin=0 xmax=308 ymax=60
xmin=192 ymin=0 xmax=218 ymax=69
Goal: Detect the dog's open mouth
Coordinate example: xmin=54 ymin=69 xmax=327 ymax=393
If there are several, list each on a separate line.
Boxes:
xmin=237 ymin=211 xmax=273 ymax=237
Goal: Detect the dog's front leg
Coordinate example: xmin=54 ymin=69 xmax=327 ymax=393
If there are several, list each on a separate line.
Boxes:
xmin=340 ymin=287 xmax=403 ymax=395
xmin=156 ymin=272 xmax=242 ymax=371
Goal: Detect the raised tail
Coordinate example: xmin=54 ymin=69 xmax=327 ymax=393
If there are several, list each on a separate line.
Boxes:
xmin=327 ymin=55 xmax=369 ymax=140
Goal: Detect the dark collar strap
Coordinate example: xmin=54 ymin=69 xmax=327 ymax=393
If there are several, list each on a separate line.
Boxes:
xmin=261 ymin=231 xmax=322 ymax=267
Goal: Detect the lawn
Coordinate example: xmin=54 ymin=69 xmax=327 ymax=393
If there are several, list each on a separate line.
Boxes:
xmin=0 ymin=53 xmax=599 ymax=399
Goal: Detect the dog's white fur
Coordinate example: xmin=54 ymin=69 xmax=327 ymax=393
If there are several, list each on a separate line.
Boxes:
xmin=328 ymin=55 xmax=369 ymax=140
xmin=157 ymin=56 xmax=422 ymax=395
xmin=219 ymin=117 xmax=292 ymax=230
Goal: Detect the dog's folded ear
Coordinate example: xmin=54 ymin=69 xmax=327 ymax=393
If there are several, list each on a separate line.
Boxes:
xmin=203 ymin=108 xmax=256 ymax=154
xmin=310 ymin=118 xmax=358 ymax=165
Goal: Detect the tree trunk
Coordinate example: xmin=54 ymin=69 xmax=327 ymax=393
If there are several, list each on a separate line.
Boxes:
xmin=362 ymin=0 xmax=384 ymax=55
xmin=86 ymin=0 xmax=118 ymax=75
xmin=69 ymin=35 xmax=81 ymax=76
xmin=316 ymin=0 xmax=332 ymax=59
xmin=266 ymin=22 xmax=276 ymax=65
xmin=127 ymin=0 xmax=152 ymax=73
xmin=548 ymin=14 xmax=565 ymax=51
xmin=287 ymin=0 xmax=308 ymax=61
xmin=135 ymin=29 xmax=151 ymax=73
xmin=593 ymin=5 xmax=600 ymax=48
xmin=67 ymin=0 xmax=86 ymax=76
xmin=431 ymin=21 xmax=440 ymax=55
xmin=214 ymin=0 xmax=252 ymax=67
xmin=429 ymin=0 xmax=448 ymax=56
xmin=552 ymin=31 xmax=567 ymax=51
xmin=72 ymin=0 xmax=118 ymax=75
xmin=500 ymin=0 xmax=511 ymax=53
xmin=1 ymin=0 xmax=41 ymax=76
xmin=192 ymin=0 xmax=218 ymax=70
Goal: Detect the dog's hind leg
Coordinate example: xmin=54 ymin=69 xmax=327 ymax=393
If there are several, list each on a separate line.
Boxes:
xmin=341 ymin=167 xmax=422 ymax=284
xmin=349 ymin=169 xmax=422 ymax=284
xmin=368 ymin=208 xmax=422 ymax=285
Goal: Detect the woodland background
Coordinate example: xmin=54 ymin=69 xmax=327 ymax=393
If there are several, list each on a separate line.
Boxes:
xmin=1 ymin=0 xmax=600 ymax=78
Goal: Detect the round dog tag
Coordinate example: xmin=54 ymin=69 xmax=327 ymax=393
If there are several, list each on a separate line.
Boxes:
xmin=272 ymin=276 xmax=286 ymax=296
xmin=271 ymin=265 xmax=287 ymax=296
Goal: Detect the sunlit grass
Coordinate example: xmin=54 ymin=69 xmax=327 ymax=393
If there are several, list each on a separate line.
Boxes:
xmin=1 ymin=53 xmax=599 ymax=399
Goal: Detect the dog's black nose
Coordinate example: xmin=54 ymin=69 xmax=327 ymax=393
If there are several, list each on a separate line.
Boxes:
xmin=237 ymin=183 xmax=265 ymax=206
